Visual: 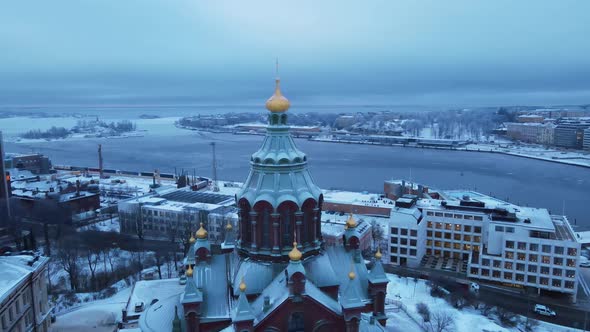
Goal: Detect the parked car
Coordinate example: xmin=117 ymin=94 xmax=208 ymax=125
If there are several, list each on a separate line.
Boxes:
xmin=534 ymin=304 xmax=556 ymax=317
xmin=179 ymin=275 xmax=187 ymax=285
xmin=580 ymin=256 xmax=590 ymax=267
xmin=134 ymin=302 xmax=145 ymax=313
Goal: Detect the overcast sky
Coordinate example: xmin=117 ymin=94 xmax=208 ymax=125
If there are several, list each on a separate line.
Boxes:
xmin=1 ymin=0 xmax=589 ymax=107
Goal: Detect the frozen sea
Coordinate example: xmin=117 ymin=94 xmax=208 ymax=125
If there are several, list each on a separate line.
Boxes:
xmin=1 ymin=110 xmax=589 ymax=229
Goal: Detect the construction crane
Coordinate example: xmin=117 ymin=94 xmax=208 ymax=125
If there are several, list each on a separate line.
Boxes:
xmin=210 ymin=142 xmax=219 ymax=192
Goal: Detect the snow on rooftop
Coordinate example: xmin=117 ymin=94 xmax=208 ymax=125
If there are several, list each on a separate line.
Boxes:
xmin=0 ymin=255 xmax=48 ymax=303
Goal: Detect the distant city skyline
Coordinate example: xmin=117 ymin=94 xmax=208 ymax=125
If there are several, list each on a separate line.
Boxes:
xmin=1 ymin=0 xmax=589 ymax=107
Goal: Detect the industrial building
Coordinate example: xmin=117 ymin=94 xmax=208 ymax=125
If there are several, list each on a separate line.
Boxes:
xmin=118 ymin=187 xmax=235 ymax=242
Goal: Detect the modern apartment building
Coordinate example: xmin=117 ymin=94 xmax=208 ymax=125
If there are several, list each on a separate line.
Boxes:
xmin=583 ymin=128 xmax=590 ymax=151
xmin=0 ymin=254 xmax=51 ymax=332
xmin=554 ymin=120 xmax=590 ymax=149
xmin=388 ymin=190 xmax=581 ymax=296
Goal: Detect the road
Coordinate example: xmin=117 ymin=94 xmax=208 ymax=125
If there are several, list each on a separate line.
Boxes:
xmin=384 ymin=265 xmax=590 ymax=330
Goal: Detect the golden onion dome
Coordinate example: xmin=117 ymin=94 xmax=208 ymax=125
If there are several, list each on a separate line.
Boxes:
xmin=239 ymin=277 xmax=246 ymax=292
xmin=288 ymin=242 xmax=302 ymax=261
xmin=265 ymin=78 xmax=290 ymax=113
xmin=189 ymin=235 xmax=196 ymax=244
xmin=225 ymin=222 xmax=233 ymax=231
xmin=375 ymin=247 xmax=382 ymax=260
xmin=196 ymin=223 xmax=208 ymax=239
xmin=346 ymin=213 xmax=357 ymax=228
xmin=186 ymin=265 xmax=193 ymax=277
xmin=348 ymin=270 xmax=356 ymax=280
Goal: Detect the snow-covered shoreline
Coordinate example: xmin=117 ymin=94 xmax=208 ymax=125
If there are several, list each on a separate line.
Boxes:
xmin=311 ymin=137 xmax=590 ymax=168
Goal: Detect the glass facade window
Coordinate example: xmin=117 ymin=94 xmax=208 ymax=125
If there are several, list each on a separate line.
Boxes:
xmin=464 ymin=235 xmax=471 ymax=242
xmin=464 ymin=225 xmax=471 ymax=232
xmin=554 ymin=246 xmax=564 ymax=255
xmin=427 ymin=230 xmax=433 ymax=237
xmin=540 ymin=266 xmax=549 ymax=275
xmin=505 ymin=251 xmax=514 ymax=259
xmin=552 ymin=279 xmax=562 ymax=288
xmin=529 ymin=254 xmax=538 ymax=262
xmin=391 ymin=247 xmax=398 ymax=253
xmin=542 ymin=245 xmax=551 ymax=253
xmin=410 ymin=239 xmax=417 ymax=247
xmin=474 ymin=216 xmax=483 ymax=221
xmin=527 ymin=275 xmax=537 ymax=283
xmin=401 ymin=238 xmax=408 ymax=245
xmin=444 ymin=213 xmax=453 ymax=218
xmin=492 ymin=270 xmax=501 ymax=278
xmin=470 ymin=267 xmax=478 ymax=274
xmin=553 ymin=268 xmax=562 ymax=276
xmin=444 ymin=233 xmax=451 ymax=239
xmin=529 ymin=243 xmax=538 ymax=251
xmin=542 ymin=256 xmax=550 ymax=264
xmin=391 ymin=227 xmax=398 ymax=234
xmin=401 ymin=229 xmax=408 ymax=236
xmin=474 ymin=226 xmax=482 ymax=233
xmin=565 ymin=281 xmax=575 ymax=289
xmin=453 ymin=234 xmax=461 ymax=241
xmin=454 ymin=224 xmax=461 ymax=231
xmin=517 ymin=242 xmax=526 ymax=250
xmin=568 ymin=248 xmax=578 ymax=256
xmin=566 ymin=270 xmax=576 ymax=278
xmin=540 ymin=277 xmax=549 ymax=285
xmin=464 ymin=215 xmax=474 ymax=220
xmin=516 ymin=274 xmax=525 ymax=282
xmin=454 ymin=214 xmax=462 ymax=219
xmin=435 ymin=231 xmax=442 ymax=238
xmin=400 ymin=248 xmax=407 ymax=254
xmin=553 ymin=257 xmax=563 ymax=265
xmin=506 ymin=241 xmax=514 ymax=249
xmin=390 ymin=237 xmax=398 ymax=244
xmin=435 ymin=212 xmax=443 ymax=217
xmin=410 ymin=230 xmax=417 ymax=237
xmin=504 ymin=272 xmax=513 ymax=280
xmin=504 ymin=262 xmax=513 ymax=269
xmin=410 ymin=249 xmax=417 ymax=256
xmin=517 ymin=253 xmax=526 ymax=261
xmin=481 ymin=269 xmax=490 ymax=276
xmin=567 ymin=259 xmax=576 ymax=267
xmin=516 ymin=263 xmax=525 ymax=271
xmin=435 ymin=222 xmax=442 ymax=229
xmin=528 ymin=265 xmax=537 ymax=273
xmin=445 ymin=223 xmax=452 ymax=230
xmin=482 ymin=259 xmax=490 ymax=266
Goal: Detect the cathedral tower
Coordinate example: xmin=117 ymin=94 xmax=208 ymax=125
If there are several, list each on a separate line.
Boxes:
xmin=236 ymin=65 xmax=323 ymax=261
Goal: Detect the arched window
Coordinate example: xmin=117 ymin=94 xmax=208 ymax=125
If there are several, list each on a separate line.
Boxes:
xmin=261 ymin=208 xmax=271 ymax=249
xmin=288 ymin=312 xmax=305 ymax=332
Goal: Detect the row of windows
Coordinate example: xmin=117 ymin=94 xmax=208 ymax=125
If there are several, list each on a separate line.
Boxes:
xmin=427 ymin=231 xmax=481 ymax=243
xmin=391 ymin=238 xmax=417 ymax=246
xmin=426 ymin=240 xmax=480 ymax=252
xmin=495 ymin=225 xmax=515 ymax=233
xmin=427 ymin=222 xmax=482 ymax=233
xmin=488 ymin=254 xmax=577 ymax=267
xmin=426 ymin=211 xmax=484 ymax=221
xmin=390 ymin=246 xmax=417 ymax=256
xmin=470 ymin=268 xmax=576 ymax=289
xmin=478 ymin=259 xmax=576 ymax=277
xmin=391 ymin=228 xmax=417 ymax=237
xmin=505 ymin=241 xmax=577 ymax=256
xmin=1 ymin=291 xmax=31 ymax=330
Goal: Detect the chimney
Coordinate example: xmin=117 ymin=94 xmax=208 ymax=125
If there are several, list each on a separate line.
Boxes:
xmin=263 ymin=296 xmax=270 ymax=312
xmin=75 ymin=180 xmax=81 ymax=196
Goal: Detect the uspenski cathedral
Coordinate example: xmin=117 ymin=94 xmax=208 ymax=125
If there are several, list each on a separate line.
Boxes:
xmin=166 ymin=70 xmax=389 ymax=332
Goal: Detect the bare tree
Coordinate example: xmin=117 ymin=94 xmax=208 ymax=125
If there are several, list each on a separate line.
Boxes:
xmin=57 ymin=237 xmax=81 ymax=291
xmin=497 ymin=307 xmax=517 ymax=328
xmin=428 ymin=310 xmax=455 ymax=332
xmin=416 ymin=302 xmax=431 ymax=323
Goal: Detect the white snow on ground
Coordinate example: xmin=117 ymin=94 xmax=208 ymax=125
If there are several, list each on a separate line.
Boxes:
xmin=385 ymin=274 xmax=581 ymax=332
xmin=50 ymin=285 xmax=132 ymax=332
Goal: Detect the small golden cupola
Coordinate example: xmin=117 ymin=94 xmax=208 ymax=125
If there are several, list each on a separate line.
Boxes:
xmin=239 ymin=277 xmax=247 ymax=292
xmin=225 ymin=222 xmax=233 ymax=231
xmin=189 ymin=234 xmax=196 ymax=244
xmin=196 ymin=223 xmax=208 ymax=239
xmin=289 ymin=242 xmax=302 ymax=261
xmin=186 ymin=265 xmax=193 ymax=277
xmin=265 ymin=60 xmax=290 ymax=113
xmin=375 ymin=247 xmax=382 ymax=259
xmin=346 ymin=213 xmax=357 ymax=228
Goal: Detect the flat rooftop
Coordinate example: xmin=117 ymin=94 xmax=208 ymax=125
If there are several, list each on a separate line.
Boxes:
xmin=161 ymin=190 xmax=233 ymax=205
